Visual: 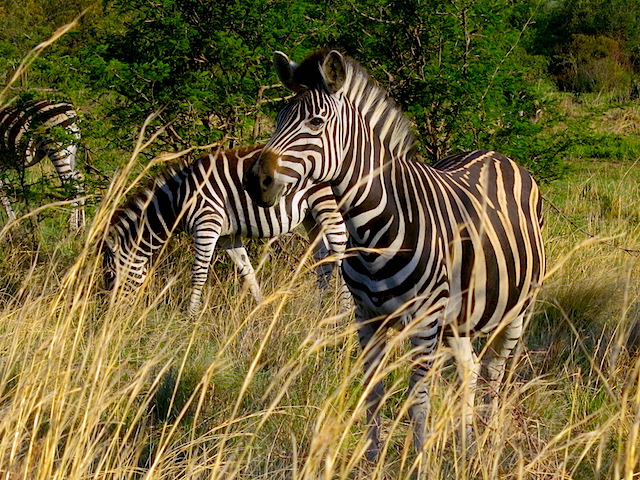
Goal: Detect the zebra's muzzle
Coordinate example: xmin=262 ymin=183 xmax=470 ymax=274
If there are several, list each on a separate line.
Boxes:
xmin=244 ymin=150 xmax=284 ymax=207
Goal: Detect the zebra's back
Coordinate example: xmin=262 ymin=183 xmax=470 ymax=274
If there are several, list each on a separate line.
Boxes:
xmin=181 ymin=146 xmax=315 ymax=239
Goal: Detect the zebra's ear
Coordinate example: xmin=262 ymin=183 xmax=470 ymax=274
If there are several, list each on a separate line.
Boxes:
xmin=104 ymin=230 xmax=118 ymax=252
xmin=322 ymin=50 xmax=346 ymax=93
xmin=274 ymin=51 xmax=300 ymax=92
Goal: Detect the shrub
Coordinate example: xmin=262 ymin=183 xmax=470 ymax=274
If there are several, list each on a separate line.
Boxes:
xmin=555 ymin=34 xmax=633 ymax=96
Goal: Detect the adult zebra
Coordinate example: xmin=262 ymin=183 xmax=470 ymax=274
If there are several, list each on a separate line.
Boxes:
xmin=244 ymin=50 xmax=545 ymax=459
xmin=104 ymin=144 xmax=350 ymax=316
xmin=0 ymin=99 xmax=85 ymax=230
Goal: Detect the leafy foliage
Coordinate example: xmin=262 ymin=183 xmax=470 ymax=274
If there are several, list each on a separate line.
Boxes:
xmin=79 ymin=0 xmax=329 ymax=153
xmin=316 ymin=0 xmax=551 ymax=169
xmin=76 ymin=0 xmax=561 ymax=178
xmin=554 ymin=34 xmax=633 ymax=94
xmin=3 ymin=0 xmax=639 ymax=188
xmin=529 ymin=0 xmax=640 ymax=97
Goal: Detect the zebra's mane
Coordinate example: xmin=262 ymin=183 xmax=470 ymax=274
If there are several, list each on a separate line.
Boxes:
xmin=108 ymin=158 xmax=192 ymax=233
xmin=295 ymin=50 xmax=417 ymax=160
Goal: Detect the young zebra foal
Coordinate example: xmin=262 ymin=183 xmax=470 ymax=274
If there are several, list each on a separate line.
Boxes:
xmin=104 ymin=145 xmax=349 ymax=315
xmin=0 ymin=99 xmax=85 ymax=230
xmin=244 ymin=50 xmax=545 ymax=460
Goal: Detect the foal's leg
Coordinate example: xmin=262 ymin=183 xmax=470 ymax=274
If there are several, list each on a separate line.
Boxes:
xmin=219 ymin=236 xmax=263 ymax=303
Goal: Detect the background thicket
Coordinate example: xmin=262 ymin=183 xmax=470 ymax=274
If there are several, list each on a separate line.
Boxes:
xmin=0 ymin=1 xmax=639 ymax=479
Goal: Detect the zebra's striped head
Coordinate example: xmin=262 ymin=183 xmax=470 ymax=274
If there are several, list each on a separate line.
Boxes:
xmin=245 ymin=49 xmax=416 ymax=207
xmin=245 ymin=50 xmax=349 ymax=207
xmin=101 ymin=231 xmax=150 ymax=294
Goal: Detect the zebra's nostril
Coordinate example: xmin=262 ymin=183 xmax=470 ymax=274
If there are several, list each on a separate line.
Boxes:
xmin=262 ymin=176 xmax=273 ymax=187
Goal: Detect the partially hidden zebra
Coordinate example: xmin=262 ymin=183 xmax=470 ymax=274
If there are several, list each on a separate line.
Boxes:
xmin=0 ymin=99 xmax=85 ymax=230
xmin=244 ymin=50 xmax=545 ymax=460
xmin=104 ymin=144 xmax=350 ymax=316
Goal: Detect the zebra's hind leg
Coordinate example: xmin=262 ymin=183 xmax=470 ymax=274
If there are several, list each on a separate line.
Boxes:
xmin=0 ymin=178 xmax=16 ymax=222
xmin=481 ymin=313 xmax=525 ymax=422
xmin=357 ymin=314 xmax=386 ymax=462
xmin=446 ymin=336 xmax=480 ymax=449
xmin=219 ymin=236 xmax=263 ymax=303
xmin=189 ymin=222 xmax=222 ymax=316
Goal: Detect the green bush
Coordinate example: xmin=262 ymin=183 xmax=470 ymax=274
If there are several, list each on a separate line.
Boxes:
xmin=556 ymin=35 xmax=633 ymax=95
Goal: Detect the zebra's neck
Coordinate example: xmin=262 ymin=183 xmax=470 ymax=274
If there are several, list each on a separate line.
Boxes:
xmin=330 ymin=91 xmax=424 ymax=247
xmin=111 ymin=166 xmax=188 ymax=259
xmin=325 ymin=60 xmax=423 ymax=241
xmin=341 ymin=59 xmax=416 ymax=159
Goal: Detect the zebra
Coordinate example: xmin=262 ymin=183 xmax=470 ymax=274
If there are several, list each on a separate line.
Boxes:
xmin=104 ymin=144 xmax=350 ymax=316
xmin=0 ymin=98 xmax=85 ymax=230
xmin=243 ymin=50 xmax=545 ymax=460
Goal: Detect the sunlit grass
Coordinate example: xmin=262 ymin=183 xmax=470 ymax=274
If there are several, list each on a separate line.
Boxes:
xmin=0 ymin=146 xmax=637 ymax=479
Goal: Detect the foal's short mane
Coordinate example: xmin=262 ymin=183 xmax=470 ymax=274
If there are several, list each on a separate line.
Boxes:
xmin=294 ymin=50 xmax=418 ymax=160
xmin=108 ymin=153 xmax=198 ymax=230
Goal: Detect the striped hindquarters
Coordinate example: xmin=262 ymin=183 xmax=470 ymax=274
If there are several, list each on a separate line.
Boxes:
xmin=431 ymin=150 xmax=545 ymax=335
xmin=0 ymin=100 xmax=80 ymax=170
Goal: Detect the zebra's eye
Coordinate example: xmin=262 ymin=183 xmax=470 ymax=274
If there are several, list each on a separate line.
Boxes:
xmin=307 ymin=116 xmax=325 ymax=130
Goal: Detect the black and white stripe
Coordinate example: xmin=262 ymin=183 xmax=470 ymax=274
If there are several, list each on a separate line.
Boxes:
xmin=244 ymin=50 xmax=545 ymax=459
xmin=104 ymin=145 xmax=349 ymax=316
xmin=0 ymin=99 xmax=85 ymax=229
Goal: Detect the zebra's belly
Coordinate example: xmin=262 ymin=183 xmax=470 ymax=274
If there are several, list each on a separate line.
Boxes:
xmin=342 ymin=254 xmax=443 ymax=318
xmin=342 ymin=253 xmax=529 ymax=336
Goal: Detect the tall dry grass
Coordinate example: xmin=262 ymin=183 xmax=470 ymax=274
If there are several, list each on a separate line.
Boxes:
xmin=0 ymin=141 xmax=638 ymax=479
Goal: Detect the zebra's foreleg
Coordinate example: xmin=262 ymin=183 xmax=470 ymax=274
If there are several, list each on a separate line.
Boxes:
xmin=189 ymin=223 xmax=221 ymax=316
xmin=303 ymin=216 xmax=351 ymax=312
xmin=310 ymin=234 xmax=333 ymax=291
xmin=335 ymin=267 xmax=353 ymax=313
xmin=302 ymin=216 xmax=335 ymax=291
xmin=219 ymin=236 xmax=263 ymax=303
xmin=357 ymin=314 xmax=386 ymax=462
xmin=407 ymin=315 xmax=440 ymax=457
xmin=312 ymin=236 xmax=352 ymax=312
xmin=446 ymin=336 xmax=480 ymax=448
xmin=481 ymin=313 xmax=525 ymax=421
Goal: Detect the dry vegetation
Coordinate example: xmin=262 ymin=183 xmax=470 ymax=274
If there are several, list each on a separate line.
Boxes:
xmin=0 ymin=126 xmax=637 ymax=480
